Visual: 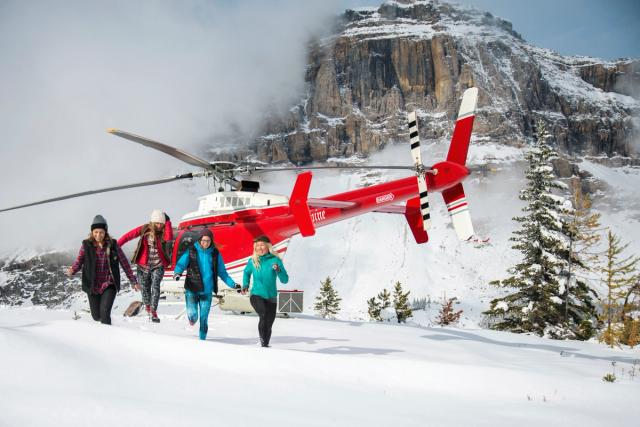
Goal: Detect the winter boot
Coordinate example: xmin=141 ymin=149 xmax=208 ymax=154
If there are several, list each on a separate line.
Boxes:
xmin=151 ymin=310 xmax=160 ymax=323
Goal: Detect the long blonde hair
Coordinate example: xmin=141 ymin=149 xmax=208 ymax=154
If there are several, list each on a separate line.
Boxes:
xmin=251 ymin=241 xmax=281 ymax=269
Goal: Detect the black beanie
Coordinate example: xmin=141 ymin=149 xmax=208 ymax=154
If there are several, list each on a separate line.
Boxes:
xmin=199 ymin=228 xmax=213 ymax=241
xmin=91 ymin=214 xmax=108 ymax=231
xmin=253 ymin=235 xmax=271 ymax=244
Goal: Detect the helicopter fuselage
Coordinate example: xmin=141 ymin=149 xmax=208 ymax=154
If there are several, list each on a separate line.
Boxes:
xmin=164 ymin=160 xmax=469 ymax=284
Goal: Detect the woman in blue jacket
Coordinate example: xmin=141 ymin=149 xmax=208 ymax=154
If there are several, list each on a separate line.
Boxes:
xmin=173 ymin=229 xmax=239 ymax=340
xmin=243 ymin=235 xmax=289 ymax=347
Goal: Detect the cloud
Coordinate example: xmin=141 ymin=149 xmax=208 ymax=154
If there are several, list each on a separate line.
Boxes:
xmin=0 ymin=0 xmax=341 ymax=254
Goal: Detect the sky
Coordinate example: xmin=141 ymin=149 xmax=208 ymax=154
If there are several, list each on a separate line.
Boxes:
xmin=0 ymin=0 xmax=638 ymax=254
xmin=452 ymin=0 xmax=640 ymax=60
xmin=0 ymin=0 xmax=342 ymax=254
xmin=342 ymin=0 xmax=640 ymax=60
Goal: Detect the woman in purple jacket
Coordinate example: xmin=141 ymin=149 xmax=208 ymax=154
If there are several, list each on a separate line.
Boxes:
xmin=66 ymin=215 xmax=140 ymax=325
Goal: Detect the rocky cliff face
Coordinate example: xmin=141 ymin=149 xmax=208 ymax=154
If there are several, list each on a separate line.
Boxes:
xmin=0 ymin=252 xmax=81 ymax=308
xmin=254 ymin=0 xmax=640 ymax=164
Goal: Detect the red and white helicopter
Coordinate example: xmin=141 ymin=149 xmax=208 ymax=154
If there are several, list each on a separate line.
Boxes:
xmin=1 ymin=87 xmax=479 ymax=292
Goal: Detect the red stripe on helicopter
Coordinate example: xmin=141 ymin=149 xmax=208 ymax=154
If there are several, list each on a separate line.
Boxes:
xmin=446 ymin=198 xmax=467 ymax=213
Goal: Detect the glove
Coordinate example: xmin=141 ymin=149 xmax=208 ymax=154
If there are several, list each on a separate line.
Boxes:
xmin=235 ymin=284 xmax=242 ymax=293
xmin=173 ymin=274 xmax=181 ymax=281
xmin=164 ymin=212 xmax=171 ymax=222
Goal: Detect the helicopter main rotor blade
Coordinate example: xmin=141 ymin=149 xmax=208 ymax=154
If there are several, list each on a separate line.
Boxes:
xmin=247 ymin=165 xmax=418 ymax=173
xmin=108 ymin=129 xmax=213 ymax=170
xmin=0 ymin=173 xmax=200 ymax=213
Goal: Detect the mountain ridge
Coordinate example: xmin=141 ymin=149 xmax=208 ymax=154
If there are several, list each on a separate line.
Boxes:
xmin=251 ymin=0 xmax=639 ymax=165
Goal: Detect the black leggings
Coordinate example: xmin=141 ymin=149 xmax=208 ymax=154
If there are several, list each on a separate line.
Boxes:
xmin=250 ymin=295 xmax=277 ymax=346
xmin=87 ymin=286 xmax=117 ymax=325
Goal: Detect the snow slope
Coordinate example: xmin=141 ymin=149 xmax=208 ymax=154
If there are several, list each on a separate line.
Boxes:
xmin=1 ymin=301 xmax=638 ymax=427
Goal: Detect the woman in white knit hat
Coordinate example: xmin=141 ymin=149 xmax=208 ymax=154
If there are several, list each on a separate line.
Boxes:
xmin=118 ymin=209 xmax=173 ymax=322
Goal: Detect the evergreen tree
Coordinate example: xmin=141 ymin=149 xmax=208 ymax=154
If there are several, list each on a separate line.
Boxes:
xmin=411 ymin=297 xmax=428 ymax=311
xmin=392 ymin=281 xmax=412 ymax=323
xmin=436 ymin=295 xmax=463 ymax=326
xmin=485 ymin=121 xmax=595 ymax=338
xmin=598 ymin=230 xmax=640 ymax=347
xmin=367 ymin=297 xmax=382 ymax=321
xmin=313 ymin=277 xmax=342 ymax=319
xmin=367 ymin=288 xmax=391 ymax=322
xmin=378 ymin=288 xmax=391 ymax=311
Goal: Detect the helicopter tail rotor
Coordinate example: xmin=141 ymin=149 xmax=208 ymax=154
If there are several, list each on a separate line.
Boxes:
xmin=407 ymin=111 xmax=432 ymax=231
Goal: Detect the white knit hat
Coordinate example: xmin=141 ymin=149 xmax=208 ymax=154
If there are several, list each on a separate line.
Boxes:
xmin=150 ymin=209 xmax=165 ymax=224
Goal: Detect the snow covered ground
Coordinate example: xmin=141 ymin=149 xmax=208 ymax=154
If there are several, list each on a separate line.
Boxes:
xmin=1 ymin=298 xmax=639 ymax=427
xmin=2 ymin=138 xmax=639 ymax=427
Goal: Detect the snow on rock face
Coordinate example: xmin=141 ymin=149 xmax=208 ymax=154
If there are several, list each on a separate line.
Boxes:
xmin=257 ymin=0 xmax=639 ymax=164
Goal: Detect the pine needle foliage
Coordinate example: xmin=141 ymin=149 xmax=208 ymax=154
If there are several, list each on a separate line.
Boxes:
xmin=485 ymin=121 xmax=598 ymax=339
xmin=393 ymin=281 xmax=413 ymax=323
xmin=367 ymin=297 xmax=382 ymax=321
xmin=313 ymin=277 xmax=342 ymax=319
xmin=598 ymin=230 xmax=640 ymax=347
xmin=367 ymin=289 xmax=390 ymax=322
xmin=436 ymin=296 xmax=463 ymax=326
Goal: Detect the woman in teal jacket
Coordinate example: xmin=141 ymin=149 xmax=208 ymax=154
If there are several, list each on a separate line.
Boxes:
xmin=173 ymin=229 xmax=239 ymax=340
xmin=243 ymin=235 xmax=289 ymax=347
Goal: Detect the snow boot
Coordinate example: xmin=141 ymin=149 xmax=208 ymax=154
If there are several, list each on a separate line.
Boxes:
xmin=151 ymin=310 xmax=160 ymax=323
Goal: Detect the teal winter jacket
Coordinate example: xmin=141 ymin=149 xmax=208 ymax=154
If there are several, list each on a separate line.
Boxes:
xmin=174 ymin=242 xmax=235 ymax=294
xmin=242 ymin=253 xmax=288 ymax=300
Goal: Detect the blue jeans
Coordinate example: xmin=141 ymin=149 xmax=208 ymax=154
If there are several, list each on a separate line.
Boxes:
xmin=185 ymin=290 xmax=213 ymax=340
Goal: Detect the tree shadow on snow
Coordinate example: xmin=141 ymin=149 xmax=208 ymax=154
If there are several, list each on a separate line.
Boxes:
xmin=423 ymin=329 xmax=639 ymax=364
